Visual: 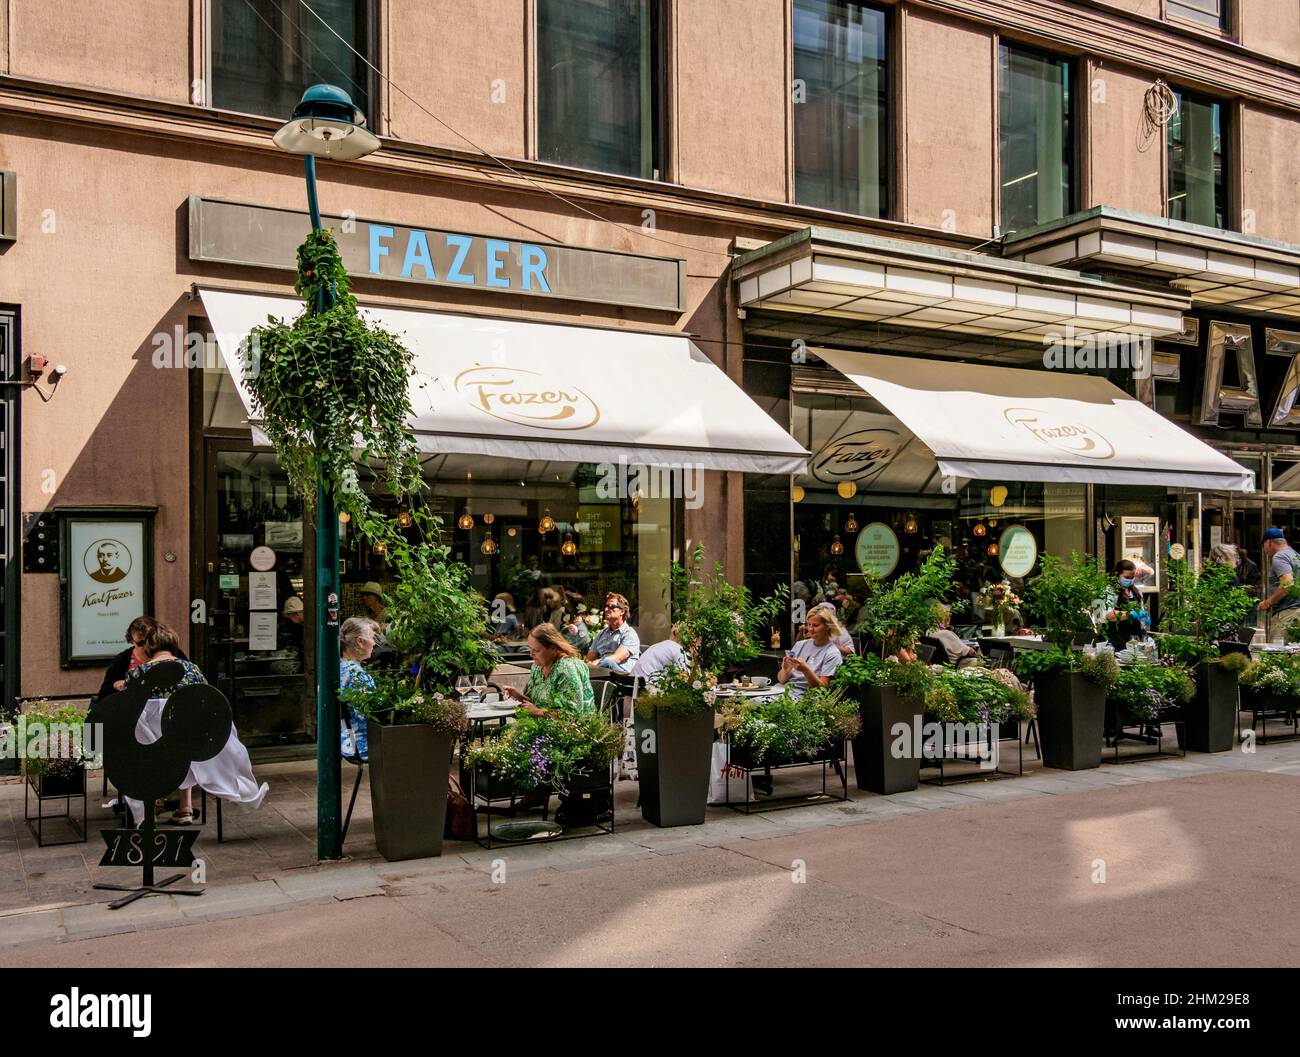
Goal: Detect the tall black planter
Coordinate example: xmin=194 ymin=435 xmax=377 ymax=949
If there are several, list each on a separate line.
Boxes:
xmin=366 ymin=721 xmax=453 ymax=861
xmin=1035 ymin=670 xmax=1105 ymax=770
xmin=851 ymin=684 xmax=922 ymax=794
xmin=1184 ymin=660 xmax=1237 ymax=753
xmin=634 ymin=708 xmax=714 ymax=827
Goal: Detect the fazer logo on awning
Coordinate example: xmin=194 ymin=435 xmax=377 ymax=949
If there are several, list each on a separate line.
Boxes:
xmin=455 ymin=366 xmax=601 ymax=431
xmin=810 ymin=428 xmax=902 ymax=483
xmin=1004 ymin=408 xmax=1115 ymax=460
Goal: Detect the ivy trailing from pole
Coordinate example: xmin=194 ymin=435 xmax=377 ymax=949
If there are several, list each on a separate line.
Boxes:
xmin=241 ymin=228 xmax=421 ymax=529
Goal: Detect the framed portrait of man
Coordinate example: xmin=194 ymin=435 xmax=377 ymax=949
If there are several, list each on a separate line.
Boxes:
xmin=59 ymin=510 xmax=155 ymax=666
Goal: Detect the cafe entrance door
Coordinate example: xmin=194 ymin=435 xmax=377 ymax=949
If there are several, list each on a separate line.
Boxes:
xmin=196 ymin=441 xmax=314 ymax=747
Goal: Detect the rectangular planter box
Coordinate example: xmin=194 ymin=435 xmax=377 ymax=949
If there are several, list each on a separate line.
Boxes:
xmin=1035 ymin=670 xmax=1105 ymax=770
xmin=634 ymin=708 xmax=714 ymax=828
xmin=28 ymin=767 xmax=86 ymax=799
xmin=1184 ymin=660 xmax=1237 ymax=754
xmin=367 ymin=721 xmax=453 ymax=861
xmin=851 ymin=684 xmax=922 ymax=794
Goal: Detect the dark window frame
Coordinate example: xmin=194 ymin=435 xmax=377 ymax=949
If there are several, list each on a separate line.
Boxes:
xmin=791 ymin=0 xmax=893 ymax=221
xmin=209 ymin=0 xmax=378 ymax=128
xmin=996 ymin=40 xmax=1077 ymax=237
xmin=535 ymin=0 xmax=669 ymax=181
xmin=1167 ymin=86 xmax=1231 ymax=230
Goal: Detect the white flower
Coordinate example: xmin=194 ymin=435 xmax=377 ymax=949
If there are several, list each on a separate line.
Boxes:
xmin=433 ymin=692 xmax=444 ymax=701
xmin=692 ymin=680 xmax=703 ymax=690
xmin=704 ymin=690 xmax=717 ymax=705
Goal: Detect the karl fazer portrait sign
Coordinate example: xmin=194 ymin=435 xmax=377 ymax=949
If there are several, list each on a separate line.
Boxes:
xmin=60 ymin=512 xmax=154 ymax=666
xmin=188 ymin=197 xmax=686 ymax=313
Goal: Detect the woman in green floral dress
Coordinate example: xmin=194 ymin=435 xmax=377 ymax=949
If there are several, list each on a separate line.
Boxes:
xmin=504 ymin=624 xmax=596 ymax=715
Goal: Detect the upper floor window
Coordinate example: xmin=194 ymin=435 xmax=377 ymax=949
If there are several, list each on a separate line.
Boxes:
xmin=793 ymin=0 xmax=889 ymax=218
xmin=1167 ymin=0 xmax=1228 ymax=32
xmin=212 ymin=0 xmax=373 ymax=122
xmin=998 ymin=44 xmax=1073 ymax=235
xmin=1168 ymin=90 xmax=1227 ymax=229
xmin=537 ymin=0 xmax=664 ymax=180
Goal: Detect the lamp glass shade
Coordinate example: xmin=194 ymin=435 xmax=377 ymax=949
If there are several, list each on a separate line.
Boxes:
xmin=483 ymin=513 xmax=495 ymax=525
xmin=273 ymin=85 xmax=380 ymax=160
xmin=990 ymin=485 xmax=1009 ymax=508
xmin=457 ymin=512 xmax=474 ymax=529
xmin=561 ymin=533 xmax=577 ymax=556
xmin=844 ymin=514 xmax=858 ymax=534
xmin=836 ymin=481 xmax=858 ymax=500
xmin=792 ymin=485 xmax=806 ymax=503
xmin=830 ymin=535 xmax=844 ymax=556
xmin=972 ymin=522 xmax=987 ymax=537
xmin=539 ymin=513 xmax=555 ymax=533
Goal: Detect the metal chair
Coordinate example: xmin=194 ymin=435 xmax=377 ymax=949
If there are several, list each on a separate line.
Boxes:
xmin=340 ymin=713 xmax=367 ymax=846
xmin=914 ymin=642 xmax=937 ymax=664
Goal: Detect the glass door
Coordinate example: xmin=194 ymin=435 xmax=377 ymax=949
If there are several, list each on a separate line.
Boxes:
xmin=203 ymin=444 xmax=313 ymax=746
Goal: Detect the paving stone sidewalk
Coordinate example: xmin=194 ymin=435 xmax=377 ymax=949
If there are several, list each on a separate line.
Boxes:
xmin=2 ymin=733 xmax=1298 ymax=951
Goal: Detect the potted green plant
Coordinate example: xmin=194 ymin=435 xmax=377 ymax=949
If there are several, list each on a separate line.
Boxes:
xmin=1158 ymin=558 xmax=1254 ymax=752
xmin=1017 ymin=552 xmax=1115 ymax=770
xmin=462 ymin=708 xmax=623 ymax=827
xmin=833 ymin=653 xmax=932 ymax=793
xmin=837 ymin=546 xmax=955 ymax=793
xmin=1106 ymin=659 xmax=1195 ymax=745
xmin=1237 ymin=652 xmax=1300 ymax=735
xmin=718 ymin=686 xmax=860 ymax=771
xmin=341 ymin=675 xmax=468 ymax=860
xmin=16 ymin=699 xmax=93 ymax=798
xmin=633 ymin=545 xmax=785 ymax=827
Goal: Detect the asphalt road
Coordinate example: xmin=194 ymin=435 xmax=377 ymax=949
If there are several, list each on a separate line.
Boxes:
xmin=3 ymin=769 xmax=1296 ymax=968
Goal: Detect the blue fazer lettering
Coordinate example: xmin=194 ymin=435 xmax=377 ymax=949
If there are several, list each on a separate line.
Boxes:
xmin=446 ymin=234 xmax=475 ymax=284
xmin=369 ymin=225 xmax=395 ymax=274
xmin=401 ymin=230 xmax=435 ymax=279
xmin=521 ymin=244 xmax=550 ymax=292
xmin=485 ymin=239 xmax=511 ymax=288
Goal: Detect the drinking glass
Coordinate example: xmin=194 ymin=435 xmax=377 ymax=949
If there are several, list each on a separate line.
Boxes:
xmin=455 ymin=675 xmax=471 ymax=698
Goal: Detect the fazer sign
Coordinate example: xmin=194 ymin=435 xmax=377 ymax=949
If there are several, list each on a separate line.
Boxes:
xmin=188 ymin=197 xmax=686 ymax=313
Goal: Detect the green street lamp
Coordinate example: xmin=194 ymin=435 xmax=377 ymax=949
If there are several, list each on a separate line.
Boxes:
xmin=274 ymin=84 xmax=378 ymax=861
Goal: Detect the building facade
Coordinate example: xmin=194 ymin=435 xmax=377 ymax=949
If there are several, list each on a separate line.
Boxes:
xmin=3 ymin=0 xmax=1299 ymax=736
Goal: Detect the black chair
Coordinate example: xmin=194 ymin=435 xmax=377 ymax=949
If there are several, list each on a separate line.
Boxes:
xmin=1217 ymin=638 xmax=1251 ymax=657
xmin=914 ymin=642 xmax=937 ymax=664
xmin=918 ymin=635 xmax=953 ymax=666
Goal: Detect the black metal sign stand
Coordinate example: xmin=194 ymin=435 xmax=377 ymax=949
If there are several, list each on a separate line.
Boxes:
xmin=94 ymin=801 xmax=204 ymax=910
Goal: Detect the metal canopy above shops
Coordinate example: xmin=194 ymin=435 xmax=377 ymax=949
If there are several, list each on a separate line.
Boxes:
xmin=734 ymin=227 xmax=1190 ymax=347
xmin=1004 ymin=208 xmax=1300 ymax=318
xmin=814 ymin=348 xmax=1255 ymax=493
xmin=198 ymin=289 xmax=809 ymax=475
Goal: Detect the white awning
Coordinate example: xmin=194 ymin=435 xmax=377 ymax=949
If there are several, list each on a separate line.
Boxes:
xmin=198 ymin=289 xmax=808 ymax=475
xmin=815 ymin=348 xmax=1255 ymax=492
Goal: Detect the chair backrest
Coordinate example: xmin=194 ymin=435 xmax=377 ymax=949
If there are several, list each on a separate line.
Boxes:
xmin=914 ymin=642 xmax=937 ymax=664
xmin=918 ymin=635 xmax=951 ymax=665
xmin=594 ymin=679 xmax=621 ymax=719
xmin=988 ymin=647 xmax=1013 ymax=670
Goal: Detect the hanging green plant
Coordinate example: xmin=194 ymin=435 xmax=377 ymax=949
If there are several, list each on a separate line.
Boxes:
xmin=241 ymin=228 xmax=421 ymax=521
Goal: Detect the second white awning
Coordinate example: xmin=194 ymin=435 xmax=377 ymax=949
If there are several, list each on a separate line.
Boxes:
xmin=815 ymin=348 xmax=1254 ymax=492
xmin=199 ymin=289 xmax=808 ymax=475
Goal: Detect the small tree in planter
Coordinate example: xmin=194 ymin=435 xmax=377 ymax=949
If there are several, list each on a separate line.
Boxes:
xmin=1158 ymin=558 xmax=1254 ymax=752
xmin=839 ymin=546 xmax=956 ymax=793
xmin=1014 ymin=552 xmax=1115 ymax=770
xmin=633 ymin=545 xmax=786 ymax=827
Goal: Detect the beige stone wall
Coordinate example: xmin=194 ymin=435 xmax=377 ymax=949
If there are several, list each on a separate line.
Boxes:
xmin=902 ymin=9 xmax=994 ymax=236
xmin=675 ymin=0 xmax=788 ymax=200
xmin=7 ymin=0 xmax=189 ymax=102
xmin=385 ymin=0 xmax=527 ymax=156
xmin=1238 ymin=0 xmax=1300 ymax=66
xmin=1241 ymin=104 xmax=1300 ymax=243
xmin=1084 ymin=62 xmax=1165 ymax=215
xmin=1090 ymin=0 xmax=1161 ymax=16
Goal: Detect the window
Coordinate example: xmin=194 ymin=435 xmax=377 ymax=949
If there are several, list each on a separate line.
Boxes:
xmin=1168 ymin=91 xmax=1227 ymax=229
xmin=1167 ymin=0 xmax=1228 ymax=32
xmin=536 ymin=0 xmax=664 ymax=179
xmin=793 ymin=0 xmax=889 ymax=218
xmin=212 ymin=0 xmax=372 ymax=122
xmin=998 ymin=44 xmax=1073 ymax=235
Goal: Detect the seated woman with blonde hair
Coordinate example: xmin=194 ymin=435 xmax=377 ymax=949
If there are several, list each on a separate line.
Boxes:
xmin=503 ymin=623 xmax=596 ymax=715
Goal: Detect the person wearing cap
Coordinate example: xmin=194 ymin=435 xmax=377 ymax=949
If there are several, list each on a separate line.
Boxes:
xmin=282 ymin=595 xmax=305 ymax=658
xmin=358 ymin=581 xmax=389 ymax=627
xmin=1258 ymin=528 xmax=1300 ymax=641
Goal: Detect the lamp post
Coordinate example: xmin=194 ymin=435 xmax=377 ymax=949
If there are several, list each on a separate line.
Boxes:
xmin=273 ymin=85 xmax=380 ymax=860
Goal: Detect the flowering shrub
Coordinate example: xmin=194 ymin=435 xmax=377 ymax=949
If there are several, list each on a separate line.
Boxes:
xmin=635 ymin=665 xmax=718 ymax=719
xmin=1239 ymin=653 xmax=1300 ymax=698
xmin=15 ymin=700 xmax=93 ymax=781
xmin=719 ymin=687 xmax=860 ymax=766
xmin=923 ymin=666 xmax=1033 ymax=725
xmin=340 ymin=672 xmax=468 ymax=736
xmin=462 ymin=709 xmax=622 ymax=792
xmin=1109 ymin=660 xmax=1195 ymax=723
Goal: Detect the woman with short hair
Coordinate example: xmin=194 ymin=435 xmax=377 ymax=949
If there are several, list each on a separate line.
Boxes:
xmin=339 ymin=616 xmax=380 ymax=760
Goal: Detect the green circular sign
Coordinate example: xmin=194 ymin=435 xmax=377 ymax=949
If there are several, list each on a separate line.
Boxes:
xmin=855 ymin=522 xmax=900 ymax=578
xmin=998 ymin=525 xmax=1038 ymax=578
